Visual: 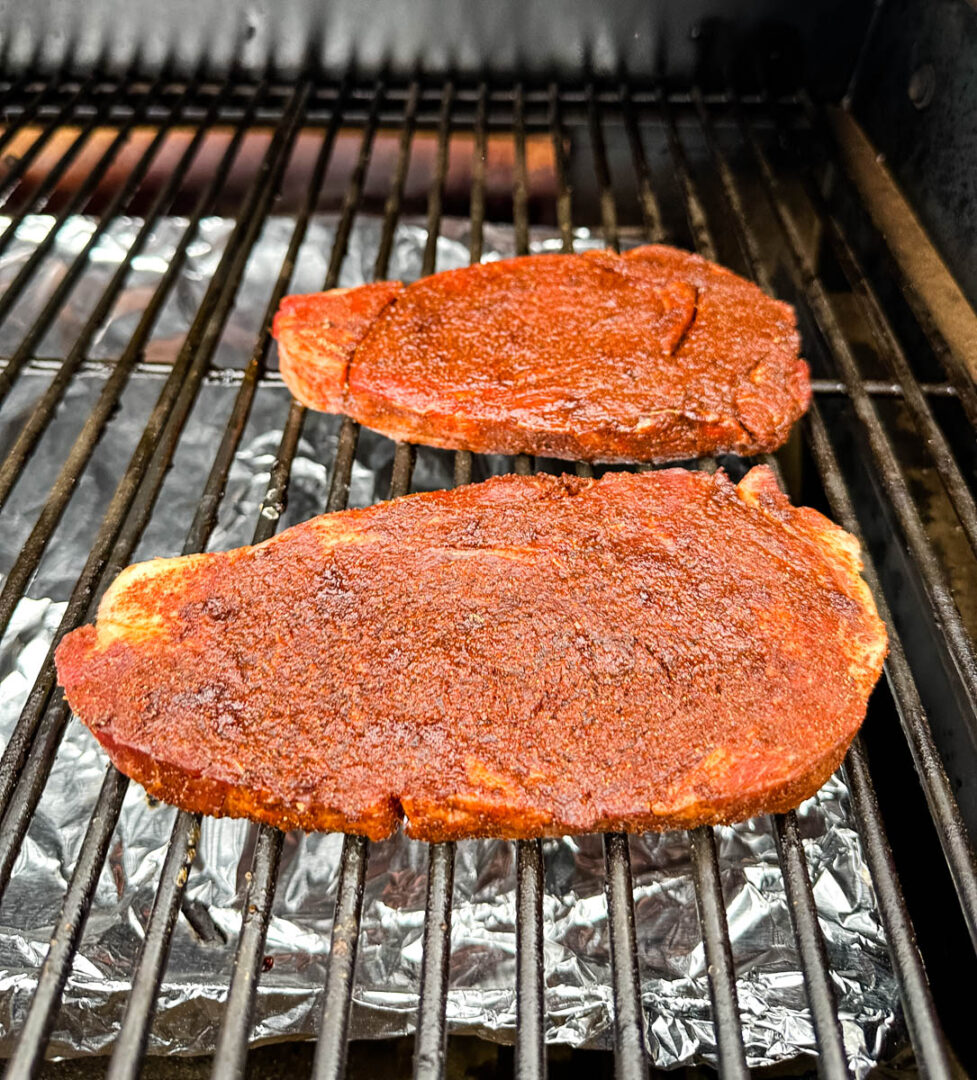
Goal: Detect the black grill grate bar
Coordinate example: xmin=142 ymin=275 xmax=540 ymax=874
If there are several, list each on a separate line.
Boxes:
xmin=670 ymin=96 xmax=851 ymax=1077
xmin=569 ymin=93 xmax=651 ymax=1079
xmin=311 ymin=836 xmax=370 ymax=1080
xmin=797 ymin=92 xmax=977 ymax=433
xmin=420 ymin=80 xmax=455 ymax=279
xmin=588 ymin=85 xmax=619 ymax=253
xmin=812 ymin=378 xmax=959 ymax=397
xmin=770 ymin=107 xmax=977 ymax=568
xmin=213 ymin=76 xmax=417 ymax=1075
xmin=686 ymin=90 xmax=956 ymax=1075
xmin=0 ymin=81 xmax=228 ymax=640
xmin=0 ymin=81 xmax=279 ymax=891
xmin=211 ymin=826 xmax=287 ymax=1080
xmin=512 ymin=83 xmax=530 ymax=257
xmin=516 ymin=840 xmax=546 ymax=1080
xmin=0 ymin=83 xmax=312 ymax=1078
xmin=659 ymin=93 xmax=716 ymax=261
xmin=0 ymin=74 xmax=97 ymax=211
xmin=0 ymin=74 xmax=167 ymax=344
xmin=104 ymin=82 xmax=354 ymax=1080
xmin=468 ymin=84 xmax=488 ymax=265
xmin=844 ymin=736 xmax=952 ymax=1078
xmin=751 ymin=106 xmax=977 ymax=951
xmin=327 ymin=78 xmax=387 ymax=286
xmin=414 ymin=843 xmax=457 ymax=1080
xmin=408 ymin=78 xmax=457 ymax=1080
xmin=0 ymin=76 xmax=204 ymax=505
xmin=207 ymin=402 xmax=309 ymax=1080
xmin=687 ymin=829 xmax=750 ymax=1080
xmin=602 ymin=834 xmax=648 ymax=1080
xmin=634 ymin=92 xmax=756 ymax=1075
xmin=732 ymin=97 xmax=977 ymax=717
xmin=105 ymin=810 xmax=202 ymax=1080
xmin=0 ymin=73 xmax=51 ymax=161
xmin=326 ymin=79 xmax=421 ymax=514
xmin=209 ymin=82 xmax=391 ymax=1078
xmin=3 ymin=766 xmax=131 ymax=1080
xmin=773 ymin=812 xmax=849 ymax=1078
xmin=2 ymin=357 xmax=963 ymax=402
xmin=547 ymin=84 xmax=573 ymax=255
xmin=619 ymin=83 xmax=668 ymax=245
xmin=510 ymin=81 xmax=547 ymax=1080
xmin=374 ymin=81 xmax=421 ymax=280
xmin=805 ymin=401 xmax=977 ymax=943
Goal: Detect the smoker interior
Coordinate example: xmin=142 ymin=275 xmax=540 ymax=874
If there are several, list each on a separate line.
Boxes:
xmin=0 ymin=71 xmax=975 ymax=1080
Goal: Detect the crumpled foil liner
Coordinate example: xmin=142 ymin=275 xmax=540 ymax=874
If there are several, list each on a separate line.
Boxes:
xmin=0 ymin=212 xmax=900 ymax=1070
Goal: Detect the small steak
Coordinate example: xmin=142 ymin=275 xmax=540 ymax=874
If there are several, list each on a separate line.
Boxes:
xmin=56 ymin=468 xmax=885 ymax=842
xmin=273 ymin=246 xmax=810 ymax=462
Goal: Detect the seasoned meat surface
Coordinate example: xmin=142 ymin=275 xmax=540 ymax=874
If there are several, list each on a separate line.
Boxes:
xmin=56 ymin=468 xmax=885 ymax=841
xmin=273 ymin=246 xmax=810 ymax=462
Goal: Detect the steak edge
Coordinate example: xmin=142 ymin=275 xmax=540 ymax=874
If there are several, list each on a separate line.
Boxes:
xmin=273 ymin=246 xmax=811 ymax=463
xmin=55 ymin=468 xmax=885 ymax=842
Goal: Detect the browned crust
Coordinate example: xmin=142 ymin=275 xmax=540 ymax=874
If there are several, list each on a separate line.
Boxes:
xmin=272 ymin=245 xmax=811 ymax=463
xmin=56 ymin=468 xmax=886 ymax=842
xmin=84 ymin=712 xmax=854 ymax=843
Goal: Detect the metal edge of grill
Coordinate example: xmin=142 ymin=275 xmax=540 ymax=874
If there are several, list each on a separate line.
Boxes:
xmin=0 ymin=72 xmax=972 ymax=1080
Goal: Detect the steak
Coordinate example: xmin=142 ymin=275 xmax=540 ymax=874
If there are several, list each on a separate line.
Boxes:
xmin=56 ymin=468 xmax=886 ymax=842
xmin=272 ymin=245 xmax=810 ymax=462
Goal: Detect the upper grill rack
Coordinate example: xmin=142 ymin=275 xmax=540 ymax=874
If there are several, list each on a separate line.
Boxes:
xmin=0 ymin=74 xmax=972 ymax=1079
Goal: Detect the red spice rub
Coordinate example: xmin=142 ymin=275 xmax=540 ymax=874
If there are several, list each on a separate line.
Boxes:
xmin=273 ymin=246 xmax=810 ymax=463
xmin=55 ymin=468 xmax=885 ymax=841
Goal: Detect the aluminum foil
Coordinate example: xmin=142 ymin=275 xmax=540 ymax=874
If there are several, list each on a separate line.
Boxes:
xmin=0 ymin=212 xmax=901 ymax=1070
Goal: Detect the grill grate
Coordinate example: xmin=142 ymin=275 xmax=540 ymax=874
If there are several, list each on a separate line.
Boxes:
xmin=0 ymin=74 xmax=973 ymax=1079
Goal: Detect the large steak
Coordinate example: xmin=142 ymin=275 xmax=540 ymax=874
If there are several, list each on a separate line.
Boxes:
xmin=56 ymin=468 xmax=886 ymax=841
xmin=273 ymin=246 xmax=810 ymax=462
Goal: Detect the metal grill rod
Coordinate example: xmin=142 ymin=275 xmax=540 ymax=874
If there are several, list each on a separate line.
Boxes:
xmin=619 ymin=83 xmax=666 ymax=245
xmin=725 ymin=95 xmax=977 ymax=942
xmin=746 ymin=104 xmax=977 ymax=950
xmin=638 ymin=90 xmax=755 ymax=1080
xmin=510 ymin=81 xmax=547 ymax=1080
xmin=0 ymin=77 xmax=202 ymax=500
xmin=414 ymin=844 xmax=457 ymax=1080
xmin=309 ymin=90 xmax=423 ymax=1079
xmin=798 ymin=93 xmax=977 ymax=432
xmin=104 ymin=84 xmax=351 ymax=1080
xmin=0 ymin=75 xmax=95 ymax=210
xmin=408 ymin=78 xmax=457 ymax=1080
xmin=769 ymin=104 xmax=977 ymax=568
xmin=210 ymin=80 xmax=387 ymax=1080
xmin=773 ymin=812 xmax=850 ymax=1078
xmin=0 ymin=76 xmax=162 ymax=330
xmin=559 ymin=86 xmax=649 ymax=1080
xmin=4 ymin=357 xmax=958 ymax=401
xmin=733 ymin=97 xmax=977 ymax=721
xmin=657 ymin=89 xmax=847 ymax=1077
xmin=0 ymin=81 xmax=276 ymax=895
xmin=0 ymin=74 xmax=51 ymax=162
xmin=0 ymin=84 xmax=229 ymax=651
xmin=0 ymin=82 xmax=312 ymax=1080
xmin=686 ymin=88 xmax=953 ymax=1079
